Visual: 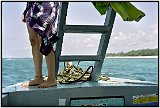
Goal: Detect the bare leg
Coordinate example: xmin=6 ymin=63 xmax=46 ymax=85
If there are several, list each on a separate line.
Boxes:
xmin=24 ymin=24 xmax=44 ymax=86
xmin=38 ymin=51 xmax=57 ymax=88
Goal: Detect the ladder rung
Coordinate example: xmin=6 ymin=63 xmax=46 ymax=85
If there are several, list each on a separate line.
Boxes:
xmin=59 ymin=55 xmax=102 ymax=61
xmin=63 ymin=25 xmax=109 ymax=33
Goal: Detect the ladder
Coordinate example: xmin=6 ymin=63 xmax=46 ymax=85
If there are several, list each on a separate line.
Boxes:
xmin=55 ymin=2 xmax=116 ymax=81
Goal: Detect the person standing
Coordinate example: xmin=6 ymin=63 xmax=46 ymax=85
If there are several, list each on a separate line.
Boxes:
xmin=21 ymin=2 xmax=59 ymax=88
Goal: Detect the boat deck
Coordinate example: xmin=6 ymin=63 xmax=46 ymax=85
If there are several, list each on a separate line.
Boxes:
xmin=2 ymin=77 xmax=158 ymax=106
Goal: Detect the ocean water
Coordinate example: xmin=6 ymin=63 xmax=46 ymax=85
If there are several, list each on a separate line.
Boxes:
xmin=2 ymin=58 xmax=158 ymax=88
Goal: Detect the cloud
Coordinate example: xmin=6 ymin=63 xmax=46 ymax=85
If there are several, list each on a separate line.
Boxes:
xmin=107 ymin=24 xmax=158 ymax=53
xmin=150 ymin=24 xmax=158 ymax=35
xmin=61 ymin=34 xmax=101 ymax=55
xmin=62 ymin=23 xmax=158 ymax=55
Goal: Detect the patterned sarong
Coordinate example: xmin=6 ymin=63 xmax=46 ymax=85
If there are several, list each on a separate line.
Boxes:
xmin=23 ymin=2 xmax=60 ymax=56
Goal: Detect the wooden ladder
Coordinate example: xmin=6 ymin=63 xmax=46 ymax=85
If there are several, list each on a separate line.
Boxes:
xmin=55 ymin=2 xmax=116 ymax=81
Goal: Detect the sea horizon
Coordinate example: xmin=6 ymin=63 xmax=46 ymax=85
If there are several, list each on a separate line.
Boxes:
xmin=105 ymin=56 xmax=158 ymax=59
xmin=2 ymin=56 xmax=158 ymax=59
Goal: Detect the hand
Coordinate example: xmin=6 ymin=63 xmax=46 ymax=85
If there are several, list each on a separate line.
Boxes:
xmin=21 ymin=14 xmax=26 ymax=23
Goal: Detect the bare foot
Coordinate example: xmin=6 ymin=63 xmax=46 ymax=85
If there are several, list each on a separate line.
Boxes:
xmin=21 ymin=82 xmax=30 ymax=87
xmin=38 ymin=78 xmax=57 ymax=88
xmin=29 ymin=77 xmax=44 ymax=86
xmin=21 ymin=77 xmax=44 ymax=87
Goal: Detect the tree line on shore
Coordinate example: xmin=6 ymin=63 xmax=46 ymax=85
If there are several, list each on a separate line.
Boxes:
xmin=106 ymin=48 xmax=158 ymax=56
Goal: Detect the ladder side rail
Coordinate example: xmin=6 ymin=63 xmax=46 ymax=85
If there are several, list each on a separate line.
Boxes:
xmin=91 ymin=7 xmax=116 ymax=81
xmin=55 ymin=2 xmax=69 ymax=77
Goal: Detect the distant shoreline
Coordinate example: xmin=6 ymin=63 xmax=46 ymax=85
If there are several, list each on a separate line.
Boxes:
xmin=105 ymin=56 xmax=158 ymax=58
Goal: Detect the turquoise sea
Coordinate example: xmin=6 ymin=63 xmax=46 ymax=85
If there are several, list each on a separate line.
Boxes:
xmin=2 ymin=58 xmax=158 ymax=88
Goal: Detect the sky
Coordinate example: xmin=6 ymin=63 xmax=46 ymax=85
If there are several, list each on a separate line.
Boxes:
xmin=2 ymin=2 xmax=158 ymax=58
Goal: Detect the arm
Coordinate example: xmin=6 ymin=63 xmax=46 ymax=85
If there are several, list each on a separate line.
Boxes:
xmin=21 ymin=2 xmax=33 ymax=23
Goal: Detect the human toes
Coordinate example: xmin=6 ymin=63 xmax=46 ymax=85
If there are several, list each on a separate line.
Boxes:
xmin=29 ymin=79 xmax=44 ymax=86
xmin=37 ymin=82 xmax=46 ymax=88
